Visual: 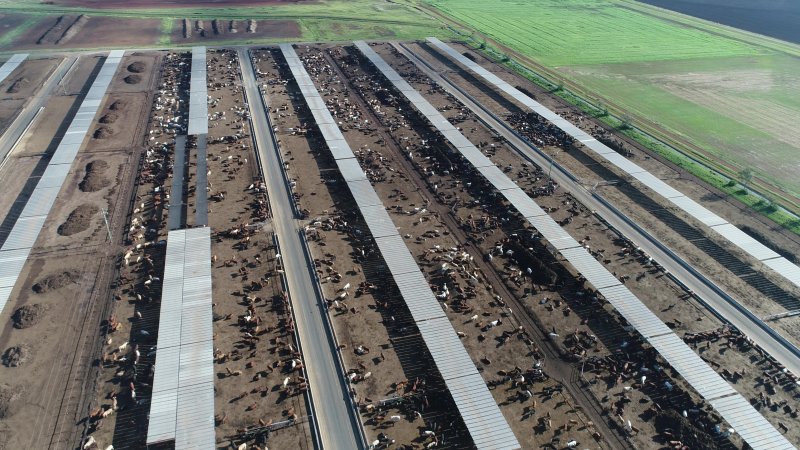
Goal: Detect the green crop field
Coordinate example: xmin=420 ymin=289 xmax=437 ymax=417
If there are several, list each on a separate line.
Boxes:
xmin=425 ymin=0 xmax=800 ymax=229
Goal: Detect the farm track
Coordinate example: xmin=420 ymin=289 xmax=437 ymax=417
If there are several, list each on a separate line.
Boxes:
xmin=322 ymin=48 xmax=634 ymax=450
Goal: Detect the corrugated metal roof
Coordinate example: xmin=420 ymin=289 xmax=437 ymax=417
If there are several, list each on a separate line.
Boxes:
xmin=629 ymin=172 xmax=685 ymax=200
xmin=476 ymin=165 xmax=518 ymax=191
xmin=709 ymin=394 xmax=796 ymax=450
xmin=500 ymin=188 xmax=547 ymax=218
xmin=526 ymin=215 xmax=578 ymax=249
xmin=649 ymin=333 xmax=737 ymax=400
xmin=194 ymin=135 xmax=208 ymax=226
xmin=668 ymin=195 xmax=729 ymax=227
xmin=373 ymin=235 xmax=420 ymax=275
xmin=2 ymin=215 xmax=47 ymax=250
xmin=347 ymin=180 xmax=383 ymax=208
xmin=19 ymin=187 xmax=60 ymax=218
xmin=710 ymin=223 xmax=780 ymax=261
xmin=762 ymin=258 xmax=800 ymax=287
xmin=188 ymin=47 xmax=208 ymax=136
xmin=0 ymin=53 xmax=28 ymax=83
xmin=602 ymin=152 xmax=647 ymax=175
xmin=335 ymin=157 xmax=368 ymax=182
xmin=559 ymin=246 xmax=621 ymax=289
xmin=354 ymin=40 xmax=521 ymax=450
xmin=147 ymin=227 xmax=214 ymax=448
xmin=392 ymin=271 xmax=446 ymax=322
xmin=326 ymin=138 xmax=353 ymax=160
xmin=444 ymin=372 xmax=521 ymax=450
xmin=169 ymin=135 xmax=187 ymax=230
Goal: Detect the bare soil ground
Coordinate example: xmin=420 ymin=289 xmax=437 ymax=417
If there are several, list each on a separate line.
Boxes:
xmin=171 ymin=19 xmax=300 ymax=44
xmin=10 ymin=15 xmax=161 ymax=49
xmin=0 ymin=253 xmax=104 ymax=449
xmin=0 ymin=57 xmax=61 ymax=131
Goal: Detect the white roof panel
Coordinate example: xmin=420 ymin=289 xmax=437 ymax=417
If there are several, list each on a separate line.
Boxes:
xmin=336 ymin=157 xmax=368 ymax=182
xmin=669 ymin=195 xmax=729 ymax=227
xmin=560 ymin=246 xmax=621 ymax=289
xmin=347 ymin=180 xmax=383 ymax=208
xmin=476 ymin=164 xmax=519 ymax=191
xmin=762 ymin=258 xmax=800 ymax=287
xmin=361 ymin=205 xmax=398 ymax=238
xmin=500 ymin=188 xmax=547 ymax=218
xmin=374 ymin=235 xmax=420 ymax=275
xmin=629 ymin=171 xmax=685 ymax=200
xmin=710 ymin=223 xmax=780 ymax=261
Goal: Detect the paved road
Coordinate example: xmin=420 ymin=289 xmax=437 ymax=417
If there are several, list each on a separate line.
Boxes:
xmin=238 ymin=49 xmax=364 ymax=450
xmin=0 ymin=56 xmax=75 ymax=170
xmin=395 ymin=43 xmax=800 ymax=378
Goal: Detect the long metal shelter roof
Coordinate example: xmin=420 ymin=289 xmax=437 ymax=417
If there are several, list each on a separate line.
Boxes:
xmin=281 ymin=43 xmax=520 ymax=450
xmin=367 ymin=39 xmax=795 ymax=450
xmin=0 ymin=53 xmax=28 ymax=84
xmin=146 ymin=227 xmax=215 ymax=449
xmin=426 ymin=36 xmax=800 ymax=320
xmin=188 ymin=47 xmax=208 ymax=136
xmin=168 ymin=136 xmax=187 ymax=230
xmin=0 ymin=50 xmax=122 ymax=315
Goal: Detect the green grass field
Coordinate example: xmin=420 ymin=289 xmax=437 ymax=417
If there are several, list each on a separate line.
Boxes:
xmin=426 ymin=0 xmax=800 ymax=230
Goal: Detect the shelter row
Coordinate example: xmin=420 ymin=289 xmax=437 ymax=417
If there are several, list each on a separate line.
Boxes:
xmin=280 ymin=43 xmax=521 ymax=450
xmin=358 ymin=40 xmax=794 ymax=450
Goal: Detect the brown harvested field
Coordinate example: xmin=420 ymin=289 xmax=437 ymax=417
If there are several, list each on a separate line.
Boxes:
xmin=0 ymin=13 xmax=30 ymax=40
xmin=171 ymin=18 xmax=300 ymax=43
xmin=10 ymin=15 xmax=161 ymax=49
xmin=51 ymin=0 xmax=318 ymax=7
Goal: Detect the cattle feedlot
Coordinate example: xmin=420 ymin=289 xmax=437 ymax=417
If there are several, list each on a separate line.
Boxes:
xmin=0 ymin=1 xmax=799 ymax=450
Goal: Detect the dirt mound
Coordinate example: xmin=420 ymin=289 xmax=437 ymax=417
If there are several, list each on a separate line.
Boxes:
xmin=58 ymin=204 xmax=98 ymax=236
xmin=124 ymin=74 xmax=141 ymax=84
xmin=6 ymin=77 xmax=29 ymax=94
xmin=93 ymin=127 xmax=112 ymax=139
xmin=32 ymin=270 xmax=79 ymax=293
xmin=2 ymin=345 xmax=31 ymax=367
xmin=12 ymin=304 xmax=48 ymax=329
xmin=0 ymin=385 xmax=23 ymax=419
xmin=55 ymin=14 xmax=89 ymax=45
xmin=37 ymin=15 xmax=70 ymax=45
xmin=109 ymin=100 xmax=125 ymax=111
xmin=127 ymin=61 xmax=146 ymax=73
xmin=99 ymin=112 xmax=117 ymax=124
xmin=79 ymin=160 xmax=111 ymax=192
